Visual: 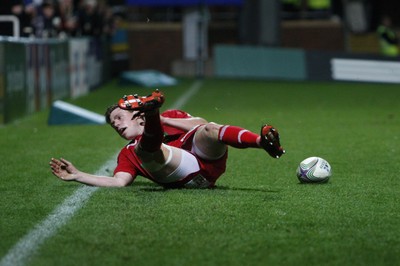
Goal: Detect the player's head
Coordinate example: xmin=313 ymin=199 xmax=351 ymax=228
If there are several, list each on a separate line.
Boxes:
xmin=105 ymin=104 xmax=145 ymax=140
xmin=105 ymin=104 xmax=119 ymax=124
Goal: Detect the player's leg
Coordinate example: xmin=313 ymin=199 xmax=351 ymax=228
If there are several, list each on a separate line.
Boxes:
xmin=192 ymin=123 xmax=261 ymax=160
xmin=192 ymin=123 xmax=285 ymax=159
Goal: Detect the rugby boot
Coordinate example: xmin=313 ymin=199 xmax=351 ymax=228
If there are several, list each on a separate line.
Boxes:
xmin=260 ymin=124 xmax=285 ymax=159
xmin=118 ymin=89 xmax=164 ymax=111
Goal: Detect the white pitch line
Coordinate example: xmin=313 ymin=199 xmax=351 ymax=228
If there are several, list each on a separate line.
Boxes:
xmin=0 ymin=156 xmax=116 ymax=266
xmin=0 ymin=80 xmax=203 ymax=266
xmin=169 ymin=80 xmax=203 ymax=110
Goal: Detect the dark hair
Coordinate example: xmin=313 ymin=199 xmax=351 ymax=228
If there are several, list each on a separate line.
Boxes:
xmin=104 ymin=104 xmax=119 ymax=124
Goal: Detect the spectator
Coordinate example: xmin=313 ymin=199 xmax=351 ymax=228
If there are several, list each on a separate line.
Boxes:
xmin=101 ymin=6 xmax=116 ymax=39
xmin=307 ymin=0 xmax=331 ymax=11
xmin=377 ymin=16 xmax=399 ymax=57
xmin=57 ymin=0 xmax=78 ymax=36
xmin=77 ymin=0 xmax=103 ymax=37
xmin=32 ymin=0 xmax=62 ymax=38
xmin=307 ymin=0 xmax=331 ymax=19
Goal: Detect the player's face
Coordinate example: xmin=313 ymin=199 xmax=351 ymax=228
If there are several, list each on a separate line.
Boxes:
xmin=109 ymin=108 xmax=144 ymax=140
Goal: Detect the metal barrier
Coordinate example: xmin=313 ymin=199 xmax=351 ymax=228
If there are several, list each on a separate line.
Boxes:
xmin=0 ymin=15 xmax=20 ymax=38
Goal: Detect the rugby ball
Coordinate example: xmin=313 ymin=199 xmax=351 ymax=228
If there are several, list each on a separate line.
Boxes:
xmin=296 ymin=157 xmax=332 ymax=183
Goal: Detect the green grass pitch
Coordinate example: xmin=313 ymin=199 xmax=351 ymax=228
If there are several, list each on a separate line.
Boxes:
xmin=0 ymin=78 xmax=399 ymax=266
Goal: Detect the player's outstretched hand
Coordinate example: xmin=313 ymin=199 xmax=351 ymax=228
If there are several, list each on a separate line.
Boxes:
xmin=49 ymin=158 xmax=78 ymax=181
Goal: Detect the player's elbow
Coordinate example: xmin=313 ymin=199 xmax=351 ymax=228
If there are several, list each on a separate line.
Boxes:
xmin=116 ymin=178 xmax=133 ymax=187
xmin=113 ymin=173 xmax=134 ymax=187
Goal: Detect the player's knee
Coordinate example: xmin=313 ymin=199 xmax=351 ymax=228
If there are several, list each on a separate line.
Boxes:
xmin=203 ymin=122 xmax=222 ymax=137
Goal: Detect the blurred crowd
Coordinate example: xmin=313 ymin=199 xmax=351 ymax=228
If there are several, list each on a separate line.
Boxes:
xmin=0 ymin=0 xmax=115 ymax=38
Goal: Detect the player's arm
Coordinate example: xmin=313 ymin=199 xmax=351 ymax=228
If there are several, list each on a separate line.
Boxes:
xmin=160 ymin=116 xmax=208 ymax=131
xmin=49 ymin=158 xmax=134 ymax=187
